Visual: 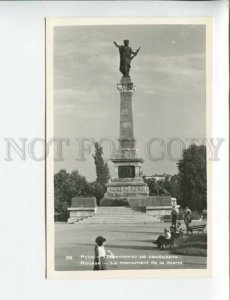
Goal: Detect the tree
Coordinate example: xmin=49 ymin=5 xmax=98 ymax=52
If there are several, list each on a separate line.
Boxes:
xmin=54 ymin=169 xmax=93 ymax=221
xmin=69 ymin=170 xmax=92 ymax=197
xmin=92 ymin=142 xmax=110 ymax=204
xmin=93 ymin=142 xmax=110 ymax=185
xmin=54 ymin=199 xmax=69 ymax=222
xmin=143 ymin=177 xmax=160 ymax=195
xmin=90 ymin=181 xmax=105 ymax=204
xmin=157 ymin=174 xmax=181 ymax=200
xmin=177 ymin=144 xmax=207 ymax=211
xmin=54 ymin=169 xmax=72 ymax=221
xmin=54 ymin=169 xmax=72 ymax=205
xmin=167 ymin=174 xmax=182 ymax=203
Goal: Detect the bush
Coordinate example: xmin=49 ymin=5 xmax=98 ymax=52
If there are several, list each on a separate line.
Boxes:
xmin=191 ymin=210 xmax=202 ymax=220
xmin=54 ymin=200 xmax=69 ymax=222
xmin=171 ymin=233 xmax=207 ymax=256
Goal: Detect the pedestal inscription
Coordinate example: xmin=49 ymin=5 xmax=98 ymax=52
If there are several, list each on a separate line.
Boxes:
xmin=118 ymin=166 xmax=135 ymax=178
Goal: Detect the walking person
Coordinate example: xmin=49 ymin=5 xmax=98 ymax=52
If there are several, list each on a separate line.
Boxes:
xmin=184 ymin=210 xmax=192 ymax=234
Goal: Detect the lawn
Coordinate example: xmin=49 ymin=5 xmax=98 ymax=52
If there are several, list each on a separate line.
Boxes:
xmin=55 ymin=223 xmax=207 ymax=271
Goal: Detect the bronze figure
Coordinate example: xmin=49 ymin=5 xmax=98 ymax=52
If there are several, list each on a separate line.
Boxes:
xmin=114 ymin=40 xmax=141 ymax=77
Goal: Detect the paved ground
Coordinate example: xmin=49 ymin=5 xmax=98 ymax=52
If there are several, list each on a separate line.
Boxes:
xmin=55 ymin=223 xmax=207 ymax=271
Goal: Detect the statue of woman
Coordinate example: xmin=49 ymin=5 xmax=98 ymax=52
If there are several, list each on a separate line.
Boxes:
xmin=114 ymin=40 xmax=140 ymax=77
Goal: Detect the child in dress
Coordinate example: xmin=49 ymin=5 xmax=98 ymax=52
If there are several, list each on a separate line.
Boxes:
xmin=170 ymin=225 xmax=175 ymax=238
xmin=93 ymin=236 xmax=113 ymax=271
xmin=175 ymin=222 xmax=183 ymax=238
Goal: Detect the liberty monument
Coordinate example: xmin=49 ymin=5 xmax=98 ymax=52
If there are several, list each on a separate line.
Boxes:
xmin=102 ymin=40 xmax=149 ymax=205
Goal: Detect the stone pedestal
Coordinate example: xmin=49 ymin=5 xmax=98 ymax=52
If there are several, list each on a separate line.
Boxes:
xmin=102 ymin=76 xmax=149 ymax=204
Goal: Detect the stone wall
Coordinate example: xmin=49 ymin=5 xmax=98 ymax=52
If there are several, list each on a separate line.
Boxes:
xmin=67 ymin=197 xmax=97 ymax=223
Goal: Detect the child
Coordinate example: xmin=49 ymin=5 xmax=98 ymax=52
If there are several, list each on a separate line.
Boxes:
xmin=93 ymin=236 xmax=113 ymax=271
xmin=175 ymin=222 xmax=183 ymax=238
xmin=175 ymin=222 xmax=181 ymax=233
xmin=170 ymin=225 xmax=175 ymax=238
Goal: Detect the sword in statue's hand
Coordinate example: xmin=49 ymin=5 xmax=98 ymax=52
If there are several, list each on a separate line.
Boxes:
xmin=131 ymin=47 xmax=141 ymax=60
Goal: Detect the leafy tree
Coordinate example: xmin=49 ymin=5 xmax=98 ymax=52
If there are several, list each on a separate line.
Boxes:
xmin=90 ymin=181 xmax=105 ymax=204
xmin=177 ymin=144 xmax=207 ymax=211
xmin=143 ymin=177 xmax=160 ymax=195
xmin=54 ymin=169 xmax=72 ymax=205
xmin=54 ymin=170 xmax=72 ymax=221
xmin=92 ymin=142 xmax=110 ymax=204
xmin=54 ymin=199 xmax=69 ymax=222
xmin=157 ymin=175 xmax=171 ymax=194
xmin=167 ymin=174 xmax=182 ymax=204
xmin=93 ymin=142 xmax=110 ymax=185
xmin=157 ymin=174 xmax=181 ymax=200
xmin=54 ymin=169 xmax=93 ymax=221
xmin=69 ymin=170 xmax=93 ymax=197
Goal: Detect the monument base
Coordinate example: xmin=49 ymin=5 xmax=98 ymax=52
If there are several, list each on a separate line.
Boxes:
xmin=100 ymin=194 xmax=179 ymax=217
xmin=104 ymin=177 xmax=149 ymax=198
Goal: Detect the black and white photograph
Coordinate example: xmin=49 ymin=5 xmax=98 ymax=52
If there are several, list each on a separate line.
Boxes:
xmin=0 ymin=0 xmax=229 ymax=299
xmin=46 ymin=17 xmax=212 ymax=278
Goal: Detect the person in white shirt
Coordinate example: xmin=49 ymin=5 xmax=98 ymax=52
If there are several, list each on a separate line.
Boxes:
xmin=153 ymin=228 xmax=171 ymax=249
xmin=93 ymin=236 xmax=109 ymax=271
xmin=164 ymin=229 xmax=171 ymax=240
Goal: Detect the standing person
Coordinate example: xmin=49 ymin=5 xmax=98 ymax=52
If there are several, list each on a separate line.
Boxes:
xmin=93 ymin=236 xmax=108 ymax=271
xmin=171 ymin=206 xmax=178 ymax=228
xmin=184 ymin=210 xmax=192 ymax=234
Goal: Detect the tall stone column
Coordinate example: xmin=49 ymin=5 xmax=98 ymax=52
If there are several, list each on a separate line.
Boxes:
xmin=102 ymin=76 xmax=149 ymax=204
xmin=115 ymin=76 xmax=138 ymax=161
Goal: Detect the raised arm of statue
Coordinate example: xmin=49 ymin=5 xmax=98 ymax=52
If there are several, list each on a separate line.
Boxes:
xmin=114 ymin=41 xmax=120 ymax=48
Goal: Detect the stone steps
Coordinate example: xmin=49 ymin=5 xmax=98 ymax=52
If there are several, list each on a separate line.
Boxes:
xmin=75 ymin=207 xmax=161 ymax=224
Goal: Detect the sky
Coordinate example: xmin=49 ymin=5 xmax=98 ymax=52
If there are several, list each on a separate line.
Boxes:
xmin=53 ymin=24 xmax=206 ymax=182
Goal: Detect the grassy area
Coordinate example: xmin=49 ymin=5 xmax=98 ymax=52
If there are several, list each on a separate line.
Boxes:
xmin=55 ymin=223 xmax=207 ymax=270
xmin=171 ymin=234 xmax=207 ymax=257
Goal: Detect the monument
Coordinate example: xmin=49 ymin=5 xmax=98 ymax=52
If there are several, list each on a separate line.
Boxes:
xmin=68 ymin=39 xmax=179 ymax=223
xmin=102 ymin=40 xmax=150 ymax=205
